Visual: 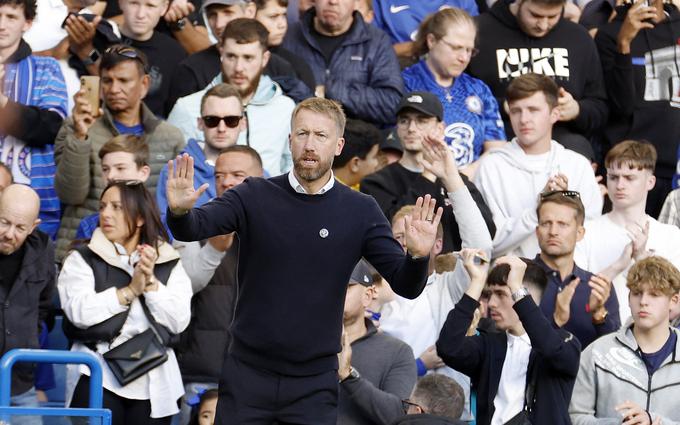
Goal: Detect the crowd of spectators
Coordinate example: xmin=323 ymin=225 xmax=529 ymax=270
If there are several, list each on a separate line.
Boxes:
xmin=2 ymin=0 xmax=680 ymax=424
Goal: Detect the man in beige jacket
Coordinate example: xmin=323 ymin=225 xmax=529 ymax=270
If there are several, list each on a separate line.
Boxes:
xmin=54 ymin=45 xmax=184 ymax=261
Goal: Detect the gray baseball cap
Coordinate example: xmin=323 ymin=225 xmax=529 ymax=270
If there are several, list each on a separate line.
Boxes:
xmin=202 ymin=0 xmax=251 ymax=10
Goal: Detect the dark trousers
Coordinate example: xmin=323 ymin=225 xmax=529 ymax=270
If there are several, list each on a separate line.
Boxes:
xmin=71 ymin=375 xmax=172 ymax=425
xmin=216 ymin=356 xmax=338 ymax=425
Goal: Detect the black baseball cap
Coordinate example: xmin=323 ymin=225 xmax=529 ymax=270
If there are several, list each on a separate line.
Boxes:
xmin=396 ymin=92 xmax=443 ymax=121
xmin=349 ymin=259 xmax=376 ymax=287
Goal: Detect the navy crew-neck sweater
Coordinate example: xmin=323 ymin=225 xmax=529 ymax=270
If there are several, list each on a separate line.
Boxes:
xmin=168 ymin=174 xmax=429 ymax=376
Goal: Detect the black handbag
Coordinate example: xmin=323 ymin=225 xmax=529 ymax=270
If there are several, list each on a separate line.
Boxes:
xmin=102 ymin=297 xmax=168 ymax=386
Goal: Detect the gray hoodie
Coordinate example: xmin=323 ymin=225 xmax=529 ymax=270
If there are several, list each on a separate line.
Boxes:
xmin=569 ymin=323 xmax=680 ymax=424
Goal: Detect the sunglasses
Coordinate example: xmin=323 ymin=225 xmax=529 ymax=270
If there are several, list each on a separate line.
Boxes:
xmin=105 ymin=45 xmax=148 ymax=71
xmin=201 ymin=115 xmax=242 ymax=128
xmin=540 ymin=190 xmax=581 ymax=200
xmin=401 ymin=399 xmax=426 ymax=414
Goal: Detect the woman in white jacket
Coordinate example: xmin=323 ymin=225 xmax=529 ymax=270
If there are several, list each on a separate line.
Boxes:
xmin=58 ymin=180 xmax=192 ymax=424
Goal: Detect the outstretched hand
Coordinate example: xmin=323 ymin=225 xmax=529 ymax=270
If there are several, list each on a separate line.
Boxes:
xmin=166 ymin=153 xmax=209 ymax=215
xmin=421 ymin=133 xmax=464 ymax=192
xmin=404 ymin=194 xmax=444 ymax=258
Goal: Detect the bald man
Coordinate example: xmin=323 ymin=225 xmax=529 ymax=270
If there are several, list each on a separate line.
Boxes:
xmin=0 ymin=184 xmax=56 ymax=416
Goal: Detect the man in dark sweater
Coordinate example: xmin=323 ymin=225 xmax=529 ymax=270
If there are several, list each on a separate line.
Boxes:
xmin=0 ymin=185 xmax=55 ymax=412
xmin=360 ymin=92 xmax=496 ymax=253
xmin=166 ymin=97 xmax=442 ymax=424
xmin=337 ymin=260 xmax=417 ymax=425
xmin=467 ymin=0 xmax=608 ymax=156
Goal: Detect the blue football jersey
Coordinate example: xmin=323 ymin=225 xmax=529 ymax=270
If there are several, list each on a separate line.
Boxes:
xmin=403 ymin=60 xmax=506 ymax=166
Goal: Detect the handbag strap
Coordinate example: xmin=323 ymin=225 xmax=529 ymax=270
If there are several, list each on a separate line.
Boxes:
xmin=523 ymin=356 xmax=539 ymax=412
xmin=138 ymin=296 xmax=174 ymax=346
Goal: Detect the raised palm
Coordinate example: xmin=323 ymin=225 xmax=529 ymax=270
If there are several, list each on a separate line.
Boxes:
xmin=404 ymin=194 xmax=444 ymax=257
xmin=166 ymin=153 xmax=209 ymax=215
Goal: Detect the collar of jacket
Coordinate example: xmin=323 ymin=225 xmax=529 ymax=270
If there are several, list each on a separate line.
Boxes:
xmin=300 ymin=7 xmax=372 ymax=49
xmin=102 ymin=102 xmax=161 ymax=135
xmin=87 ymin=227 xmax=179 ymax=272
xmin=8 ymin=229 xmax=51 ymax=297
xmin=615 ymin=320 xmax=680 ymax=361
xmin=4 ymin=39 xmax=32 ymax=64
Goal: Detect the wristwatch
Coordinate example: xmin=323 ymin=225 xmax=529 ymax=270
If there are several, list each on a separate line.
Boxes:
xmin=340 ymin=367 xmax=361 ymax=383
xmin=168 ymin=18 xmax=186 ymax=31
xmin=81 ymin=48 xmax=100 ymax=66
xmin=592 ymin=309 xmax=609 ymax=325
xmin=511 ymin=287 xmax=530 ymax=302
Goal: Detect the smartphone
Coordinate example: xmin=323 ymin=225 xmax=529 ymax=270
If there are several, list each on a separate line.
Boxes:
xmin=80 ymin=76 xmax=100 ymax=114
xmin=61 ymin=12 xmax=97 ymax=28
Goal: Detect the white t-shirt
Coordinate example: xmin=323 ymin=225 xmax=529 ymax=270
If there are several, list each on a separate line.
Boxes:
xmin=491 ymin=332 xmax=532 ymax=425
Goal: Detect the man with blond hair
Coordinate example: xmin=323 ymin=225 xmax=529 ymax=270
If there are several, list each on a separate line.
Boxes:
xmin=570 ymin=256 xmax=680 ymax=424
xmin=165 ymin=97 xmax=443 ymax=424
xmin=575 ymin=140 xmax=680 ymax=323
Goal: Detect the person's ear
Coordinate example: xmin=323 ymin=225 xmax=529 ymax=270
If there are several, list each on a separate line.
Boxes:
xmin=335 ymin=137 xmax=345 ymax=156
xmin=140 ymin=74 xmax=151 ymax=99
xmin=432 ymin=236 xmax=443 ymax=256
xmin=426 ymin=33 xmax=436 ymax=51
xmin=549 ymin=105 xmax=560 ymax=124
xmin=245 ymin=1 xmax=257 ymax=17
xmin=261 ymin=50 xmax=271 ymax=70
xmin=139 ymin=165 xmax=151 ymax=181
xmin=576 ymin=224 xmax=585 ymax=242
xmin=670 ymin=292 xmax=680 ymax=308
xmin=349 ymin=156 xmax=361 ymax=173
xmin=646 ymin=172 xmax=656 ymax=192
xmin=22 ymin=18 xmax=33 ymax=33
xmin=197 ymin=117 xmax=204 ymax=132
xmin=30 ymin=218 xmax=41 ymax=234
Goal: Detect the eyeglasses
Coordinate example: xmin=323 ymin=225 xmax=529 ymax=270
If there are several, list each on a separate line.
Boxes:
xmin=401 ymin=399 xmax=426 ymax=414
xmin=104 ymin=45 xmax=149 ymax=71
xmin=201 ymin=115 xmax=242 ymax=128
xmin=437 ymin=38 xmax=479 ymax=58
xmin=540 ymin=190 xmax=581 ymax=200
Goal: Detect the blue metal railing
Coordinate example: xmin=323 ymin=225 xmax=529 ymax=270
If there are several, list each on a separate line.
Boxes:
xmin=0 ymin=349 xmax=111 ymax=424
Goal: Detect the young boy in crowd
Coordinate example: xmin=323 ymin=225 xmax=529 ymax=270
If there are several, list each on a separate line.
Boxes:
xmin=569 ymin=256 xmax=680 ymax=424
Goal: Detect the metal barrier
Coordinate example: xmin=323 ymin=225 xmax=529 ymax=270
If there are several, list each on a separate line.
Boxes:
xmin=0 ymin=349 xmax=111 ymax=425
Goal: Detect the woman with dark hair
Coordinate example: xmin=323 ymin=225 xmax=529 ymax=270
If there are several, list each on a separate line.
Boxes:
xmin=58 ymin=181 xmax=192 ymax=425
xmin=402 ymin=8 xmax=507 ymax=175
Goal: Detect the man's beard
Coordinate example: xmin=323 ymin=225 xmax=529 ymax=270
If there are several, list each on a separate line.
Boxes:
xmin=293 ymin=154 xmax=333 ymax=182
xmin=233 ymin=72 xmax=262 ymax=99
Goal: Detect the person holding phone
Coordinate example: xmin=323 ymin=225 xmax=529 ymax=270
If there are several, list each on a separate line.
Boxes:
xmin=58 ymin=181 xmax=192 ymax=425
xmin=594 ymin=0 xmax=680 ymax=218
xmin=53 ymin=45 xmax=184 ymax=262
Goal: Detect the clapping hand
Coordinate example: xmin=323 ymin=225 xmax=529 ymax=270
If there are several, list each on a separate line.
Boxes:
xmin=616 ymin=400 xmax=660 ymax=425
xmin=626 ymin=220 xmax=650 ymax=260
xmin=554 ymin=277 xmax=580 ymax=327
xmin=403 ymin=194 xmax=444 ymax=258
xmin=166 ymin=153 xmax=209 ymax=215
